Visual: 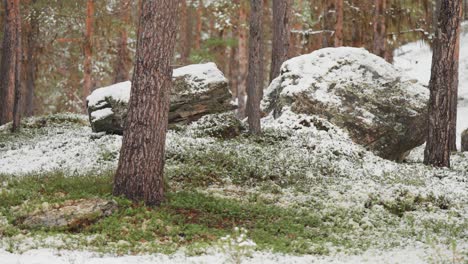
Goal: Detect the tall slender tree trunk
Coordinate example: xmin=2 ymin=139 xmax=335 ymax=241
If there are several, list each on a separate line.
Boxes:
xmin=450 ymin=2 xmax=463 ymax=151
xmin=373 ymin=0 xmax=387 ymax=59
xmin=195 ymin=0 xmax=203 ymax=50
xmin=24 ymin=0 xmax=38 ymax=117
xmin=83 ymin=0 xmax=94 ymax=109
xmin=270 ymin=0 xmax=290 ymax=82
xmin=113 ymin=0 xmax=131 ymax=83
xmin=322 ymin=1 xmax=335 ymax=48
xmin=11 ymin=0 xmax=21 ymax=132
xmin=0 ymin=0 xmax=20 ymax=125
xmin=424 ymin=0 xmax=462 ymax=168
xmin=179 ymin=0 xmax=193 ymax=65
xmin=246 ymin=0 xmax=264 ymax=134
xmin=334 ymin=0 xmax=344 ymax=47
xmin=237 ymin=0 xmax=248 ymax=118
xmin=113 ymin=0 xmax=180 ymax=206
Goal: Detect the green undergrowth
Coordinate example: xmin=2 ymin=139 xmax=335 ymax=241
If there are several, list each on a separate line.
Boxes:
xmin=0 ymin=171 xmax=465 ymax=256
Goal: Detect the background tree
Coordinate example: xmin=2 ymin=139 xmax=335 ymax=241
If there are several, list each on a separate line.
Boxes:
xmin=0 ymin=0 xmax=21 ymax=126
xmin=112 ymin=0 xmax=131 ymax=83
xmin=83 ymin=0 xmax=94 ymax=109
xmin=334 ymin=0 xmax=344 ymax=47
xmin=270 ymin=0 xmax=290 ymax=82
xmin=113 ymin=0 xmax=180 ymax=205
xmin=246 ymin=0 xmax=264 ymax=134
xmin=373 ymin=0 xmax=387 ymax=59
xmin=11 ymin=0 xmax=21 ymax=132
xmin=424 ymin=0 xmax=462 ymax=167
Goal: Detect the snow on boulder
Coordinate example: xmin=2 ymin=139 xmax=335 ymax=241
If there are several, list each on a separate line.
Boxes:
xmin=86 ymin=63 xmax=235 ymax=134
xmin=262 ymin=47 xmax=429 ymax=161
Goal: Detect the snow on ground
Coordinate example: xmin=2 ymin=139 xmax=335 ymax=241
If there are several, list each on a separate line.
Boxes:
xmin=0 ymin=115 xmax=121 ymax=175
xmin=0 ymin=245 xmax=461 ymax=264
xmin=394 ymin=22 xmax=468 ymax=147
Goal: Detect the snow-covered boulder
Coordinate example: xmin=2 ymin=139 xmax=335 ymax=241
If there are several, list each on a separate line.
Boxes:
xmin=86 ymin=63 xmax=235 ymax=134
xmin=262 ymin=47 xmax=429 ymax=161
xmin=462 ymin=129 xmax=468 ymax=152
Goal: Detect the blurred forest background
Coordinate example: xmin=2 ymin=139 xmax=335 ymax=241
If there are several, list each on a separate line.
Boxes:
xmin=1 ymin=0 xmax=467 ymax=115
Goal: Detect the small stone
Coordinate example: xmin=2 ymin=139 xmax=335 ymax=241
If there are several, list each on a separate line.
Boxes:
xmin=18 ymin=198 xmax=118 ymax=230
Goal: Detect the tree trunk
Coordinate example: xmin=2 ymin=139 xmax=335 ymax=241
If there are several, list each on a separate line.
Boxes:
xmin=179 ymin=0 xmax=193 ymax=65
xmin=246 ymin=0 xmax=264 ymax=134
xmin=195 ymin=0 xmax=203 ymax=50
xmin=424 ymin=0 xmax=462 ymax=168
xmin=113 ymin=0 xmax=180 ymax=206
xmin=0 ymin=0 xmax=20 ymax=126
xmin=11 ymin=0 xmax=21 ymax=132
xmin=373 ymin=0 xmax=387 ymax=59
xmin=24 ymin=0 xmax=38 ymax=117
xmin=0 ymin=0 xmax=15 ymax=125
xmin=334 ymin=0 xmax=344 ymax=47
xmin=270 ymin=0 xmax=290 ymax=82
xmin=237 ymin=0 xmax=248 ymax=118
xmin=322 ymin=1 xmax=335 ymax=48
xmin=113 ymin=0 xmax=131 ymax=83
xmin=83 ymin=0 xmax=94 ymax=109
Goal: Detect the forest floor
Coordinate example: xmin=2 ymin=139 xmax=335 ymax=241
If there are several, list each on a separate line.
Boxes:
xmin=1 ymin=29 xmax=468 ymax=263
xmin=0 ymin=110 xmax=466 ymax=264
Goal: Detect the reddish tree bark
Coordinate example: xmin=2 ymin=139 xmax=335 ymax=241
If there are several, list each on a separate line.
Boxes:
xmin=237 ymin=0 xmax=248 ymax=118
xmin=113 ymin=0 xmax=180 ymax=205
xmin=23 ymin=0 xmax=39 ymax=117
xmin=270 ymin=0 xmax=290 ymax=82
xmin=113 ymin=0 xmax=131 ymax=83
xmin=83 ymin=0 xmax=94 ymax=109
xmin=11 ymin=0 xmax=21 ymax=132
xmin=0 ymin=0 xmax=21 ymax=125
xmin=246 ymin=0 xmax=264 ymax=134
xmin=424 ymin=0 xmax=462 ymax=167
xmin=373 ymin=0 xmax=387 ymax=59
xmin=334 ymin=0 xmax=344 ymax=47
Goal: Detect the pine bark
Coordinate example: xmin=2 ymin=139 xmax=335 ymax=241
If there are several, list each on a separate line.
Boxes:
xmin=113 ymin=0 xmax=180 ymax=206
xmin=0 ymin=0 xmax=20 ymax=125
xmin=113 ymin=0 xmax=131 ymax=83
xmin=270 ymin=0 xmax=290 ymax=82
xmin=322 ymin=1 xmax=335 ymax=48
xmin=373 ymin=0 xmax=387 ymax=59
xmin=11 ymin=0 xmax=21 ymax=132
xmin=24 ymin=0 xmax=38 ymax=117
xmin=83 ymin=0 xmax=94 ymax=108
xmin=334 ymin=0 xmax=344 ymax=47
xmin=246 ymin=0 xmax=264 ymax=134
xmin=424 ymin=0 xmax=462 ymax=168
xmin=237 ymin=0 xmax=248 ymax=118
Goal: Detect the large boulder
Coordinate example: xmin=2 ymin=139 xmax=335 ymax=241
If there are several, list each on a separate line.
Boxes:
xmin=462 ymin=129 xmax=468 ymax=152
xmin=87 ymin=63 xmax=235 ymax=134
xmin=262 ymin=47 xmax=429 ymax=161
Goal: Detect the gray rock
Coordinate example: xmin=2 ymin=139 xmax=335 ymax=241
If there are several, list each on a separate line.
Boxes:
xmin=87 ymin=63 xmax=235 ymax=134
xmin=462 ymin=129 xmax=468 ymax=152
xmin=19 ymin=198 xmax=117 ymax=230
xmin=262 ymin=47 xmax=429 ymax=161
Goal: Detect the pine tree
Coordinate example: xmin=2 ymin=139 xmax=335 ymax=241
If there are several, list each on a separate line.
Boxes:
xmin=246 ymin=0 xmax=264 ymax=134
xmin=113 ymin=0 xmax=180 ymax=205
xmin=0 ymin=0 xmax=21 ymax=126
xmin=424 ymin=0 xmax=462 ymax=168
xmin=270 ymin=0 xmax=290 ymax=82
